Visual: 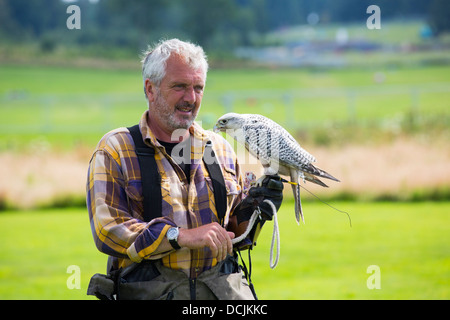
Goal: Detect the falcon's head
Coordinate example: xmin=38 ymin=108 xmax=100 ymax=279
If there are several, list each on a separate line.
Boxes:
xmin=213 ymin=113 xmax=245 ymax=132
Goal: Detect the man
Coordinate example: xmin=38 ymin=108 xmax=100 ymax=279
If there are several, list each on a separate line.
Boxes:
xmin=86 ymin=39 xmax=283 ymax=300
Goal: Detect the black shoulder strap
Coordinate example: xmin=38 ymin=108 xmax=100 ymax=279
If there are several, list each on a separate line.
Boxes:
xmin=127 ymin=125 xmax=162 ymax=222
xmin=204 ymin=141 xmax=227 ymax=226
xmin=127 ymin=124 xmax=227 ymax=226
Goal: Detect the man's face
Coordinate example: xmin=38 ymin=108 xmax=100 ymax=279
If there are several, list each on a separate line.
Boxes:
xmin=147 ymin=54 xmax=205 ymax=138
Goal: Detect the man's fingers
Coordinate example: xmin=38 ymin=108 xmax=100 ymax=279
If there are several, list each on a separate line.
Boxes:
xmin=178 ymin=223 xmax=235 ymax=261
xmin=216 ymin=228 xmax=229 ymax=261
xmin=215 ymin=232 xmax=225 ymax=261
xmin=207 ymin=231 xmax=221 ymax=260
xmin=226 ymin=231 xmax=235 ymax=255
xmin=204 ymin=226 xmax=224 ymax=261
xmin=211 ymin=227 xmax=234 ymax=261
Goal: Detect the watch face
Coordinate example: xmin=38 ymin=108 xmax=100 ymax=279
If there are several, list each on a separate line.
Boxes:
xmin=167 ymin=227 xmax=178 ymax=239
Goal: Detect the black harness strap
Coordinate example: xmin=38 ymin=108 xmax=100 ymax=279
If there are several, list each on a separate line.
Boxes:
xmin=127 ymin=125 xmax=162 ymax=222
xmin=127 ymin=125 xmax=227 ymax=225
xmin=203 ymin=141 xmax=227 ymax=226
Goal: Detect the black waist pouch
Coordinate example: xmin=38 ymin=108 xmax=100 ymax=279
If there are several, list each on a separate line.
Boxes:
xmin=121 ymin=260 xmax=161 ymax=283
xmin=87 ymin=260 xmax=163 ymax=300
xmin=87 ymin=273 xmax=116 ymax=300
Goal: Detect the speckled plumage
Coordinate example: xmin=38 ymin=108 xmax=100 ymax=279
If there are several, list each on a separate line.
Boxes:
xmin=214 ymin=113 xmax=339 ymax=224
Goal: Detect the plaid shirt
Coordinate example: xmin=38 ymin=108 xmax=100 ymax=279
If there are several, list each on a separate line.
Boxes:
xmin=87 ymin=111 xmax=245 ymax=278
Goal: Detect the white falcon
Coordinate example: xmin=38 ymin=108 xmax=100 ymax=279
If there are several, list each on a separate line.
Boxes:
xmin=213 ymin=112 xmax=339 ymax=224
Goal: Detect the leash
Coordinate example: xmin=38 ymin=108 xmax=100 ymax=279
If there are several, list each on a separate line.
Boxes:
xmin=232 ymin=199 xmax=280 ymax=269
xmin=265 ymin=200 xmax=280 ymax=269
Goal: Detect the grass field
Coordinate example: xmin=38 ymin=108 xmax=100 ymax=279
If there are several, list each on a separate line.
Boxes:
xmin=0 ymin=201 xmax=448 ymax=300
xmin=1 ymin=64 xmax=449 ymax=149
xmin=0 ymin=61 xmax=448 ymax=300
xmin=0 ymin=63 xmax=448 ymax=210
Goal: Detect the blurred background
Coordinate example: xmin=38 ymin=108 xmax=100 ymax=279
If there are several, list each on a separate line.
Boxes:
xmin=0 ymin=0 xmax=448 ymax=300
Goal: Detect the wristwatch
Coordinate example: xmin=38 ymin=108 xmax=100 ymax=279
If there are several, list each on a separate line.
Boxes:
xmin=166 ymin=227 xmax=181 ymax=250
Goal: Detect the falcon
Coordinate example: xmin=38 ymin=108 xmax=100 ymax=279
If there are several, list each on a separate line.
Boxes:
xmin=213 ymin=112 xmax=339 ymax=224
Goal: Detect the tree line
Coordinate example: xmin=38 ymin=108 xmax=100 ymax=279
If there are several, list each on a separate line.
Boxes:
xmin=0 ymin=0 xmax=448 ymax=55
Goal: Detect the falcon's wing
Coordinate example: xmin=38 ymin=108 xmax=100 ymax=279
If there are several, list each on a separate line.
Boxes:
xmin=242 ymin=115 xmax=315 ymax=168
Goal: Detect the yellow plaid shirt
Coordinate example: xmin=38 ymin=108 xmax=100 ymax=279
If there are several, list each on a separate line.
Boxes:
xmin=87 ymin=111 xmax=245 ymax=278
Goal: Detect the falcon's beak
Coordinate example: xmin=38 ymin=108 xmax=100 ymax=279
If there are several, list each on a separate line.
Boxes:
xmin=213 ymin=124 xmax=221 ymax=133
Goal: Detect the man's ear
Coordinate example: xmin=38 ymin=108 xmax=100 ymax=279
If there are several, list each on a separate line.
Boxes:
xmin=145 ymin=79 xmax=156 ymax=102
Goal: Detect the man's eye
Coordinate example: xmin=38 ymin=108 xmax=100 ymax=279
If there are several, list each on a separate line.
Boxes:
xmin=194 ymin=86 xmax=204 ymax=93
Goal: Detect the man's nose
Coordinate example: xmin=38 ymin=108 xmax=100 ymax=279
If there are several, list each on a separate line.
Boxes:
xmin=183 ymin=86 xmax=196 ymax=105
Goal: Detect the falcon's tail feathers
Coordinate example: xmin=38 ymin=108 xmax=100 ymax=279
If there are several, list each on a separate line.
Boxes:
xmin=290 ymin=170 xmax=304 ymax=225
xmin=304 ymin=173 xmax=329 ymax=188
xmin=304 ymin=163 xmax=340 ymax=183
xmin=293 ymin=183 xmax=304 ymax=225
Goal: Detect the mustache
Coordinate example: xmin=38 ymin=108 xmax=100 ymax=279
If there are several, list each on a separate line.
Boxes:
xmin=175 ymin=102 xmax=195 ymax=109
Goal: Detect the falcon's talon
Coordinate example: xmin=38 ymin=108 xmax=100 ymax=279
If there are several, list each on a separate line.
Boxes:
xmin=252 ymin=175 xmax=267 ymax=188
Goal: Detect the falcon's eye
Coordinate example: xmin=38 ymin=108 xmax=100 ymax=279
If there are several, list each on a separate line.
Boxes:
xmin=219 ymin=119 xmax=228 ymax=125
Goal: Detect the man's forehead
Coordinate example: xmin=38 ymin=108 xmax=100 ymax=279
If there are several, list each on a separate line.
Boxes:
xmin=165 ymin=54 xmax=206 ymax=81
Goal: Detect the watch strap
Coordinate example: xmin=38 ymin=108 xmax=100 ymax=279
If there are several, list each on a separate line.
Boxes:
xmin=169 ymin=238 xmax=181 ymax=250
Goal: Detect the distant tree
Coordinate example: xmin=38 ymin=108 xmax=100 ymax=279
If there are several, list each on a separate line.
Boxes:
xmin=183 ymin=0 xmax=235 ymax=47
xmin=428 ymin=0 xmax=450 ymax=36
xmin=0 ymin=0 xmax=66 ymax=38
xmin=0 ymin=0 xmax=19 ymax=37
xmin=0 ymin=0 xmax=444 ymax=56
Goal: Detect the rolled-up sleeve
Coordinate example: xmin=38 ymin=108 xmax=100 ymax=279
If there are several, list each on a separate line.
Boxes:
xmin=87 ymin=149 xmax=174 ymax=263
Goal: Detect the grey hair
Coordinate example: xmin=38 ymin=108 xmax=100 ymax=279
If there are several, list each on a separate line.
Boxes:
xmin=141 ymin=38 xmax=209 ymax=98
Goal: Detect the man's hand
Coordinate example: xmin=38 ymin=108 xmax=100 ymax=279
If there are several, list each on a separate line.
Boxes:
xmin=239 ymin=175 xmax=284 ymax=221
xmin=227 ymin=175 xmax=284 ymax=249
xmin=177 ymin=223 xmax=235 ymax=261
xmin=249 ymin=175 xmax=284 ymax=220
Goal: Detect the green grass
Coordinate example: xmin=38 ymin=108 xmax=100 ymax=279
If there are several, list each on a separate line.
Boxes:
xmin=0 ymin=201 xmax=448 ymax=299
xmin=0 ymin=208 xmax=104 ymax=300
xmin=251 ymin=201 xmax=449 ymax=299
xmin=1 ymin=64 xmax=449 ymax=150
xmin=0 ymin=64 xmax=142 ymax=95
xmin=266 ymin=20 xmax=427 ymax=46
